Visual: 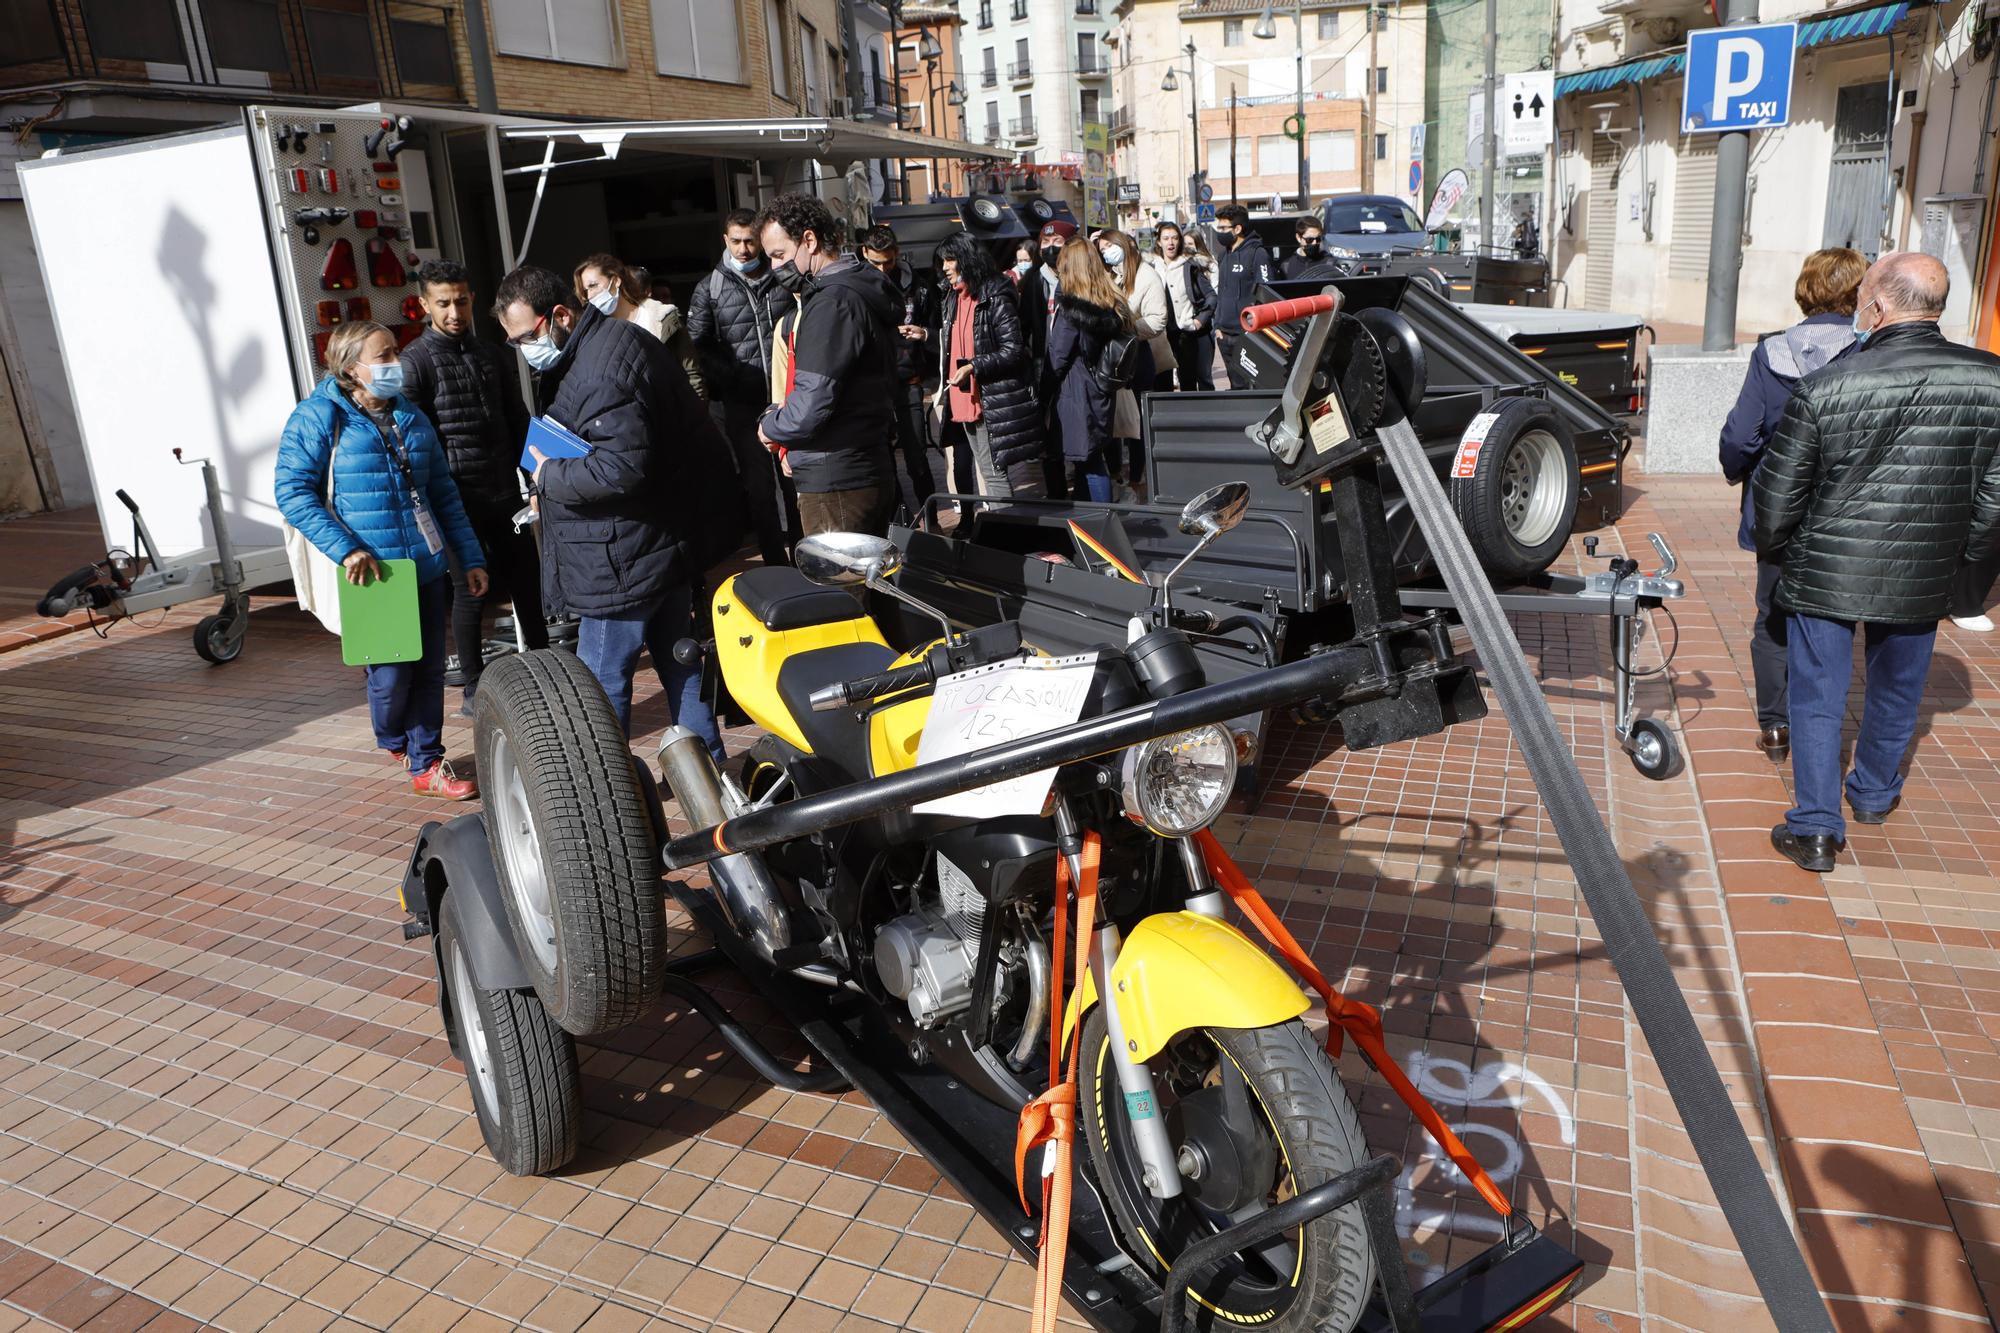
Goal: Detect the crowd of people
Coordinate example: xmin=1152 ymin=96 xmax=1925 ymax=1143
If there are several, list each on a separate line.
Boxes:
xmin=273 ymin=192 xmax=1290 ymax=799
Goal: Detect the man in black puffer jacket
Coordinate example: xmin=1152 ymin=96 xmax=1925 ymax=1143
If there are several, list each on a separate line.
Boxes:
xmin=934 ymin=231 xmax=1043 ymax=498
xmin=689 ymin=208 xmax=792 ymax=565
xmin=400 ymin=259 xmax=546 ymax=705
xmin=1756 ymin=252 xmax=2000 ymax=872
xmin=492 ymin=265 xmax=727 ymax=755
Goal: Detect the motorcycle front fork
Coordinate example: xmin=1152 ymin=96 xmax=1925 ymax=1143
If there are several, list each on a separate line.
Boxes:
xmin=1057 ymin=803 xmax=1219 ymax=1200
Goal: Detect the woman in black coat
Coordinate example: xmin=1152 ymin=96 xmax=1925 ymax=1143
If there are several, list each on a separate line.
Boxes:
xmin=1046 ymin=237 xmax=1132 ymax=502
xmin=934 ymin=232 xmax=1045 ymax=499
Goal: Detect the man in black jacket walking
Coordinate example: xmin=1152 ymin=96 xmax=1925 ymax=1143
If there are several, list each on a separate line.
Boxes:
xmin=755 ymin=193 xmax=898 ymax=538
xmin=859 ymin=223 xmax=940 ymax=512
xmin=1756 ymin=252 xmax=2000 ymax=871
xmin=493 ymin=265 xmax=727 ymax=755
xmin=688 ymin=209 xmax=792 ymax=565
xmin=1209 ymin=204 xmax=1272 ymax=389
xmin=400 ymin=259 xmax=548 ymax=707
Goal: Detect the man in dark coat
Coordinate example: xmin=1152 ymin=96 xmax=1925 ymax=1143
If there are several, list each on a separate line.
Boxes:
xmin=1755 ymin=252 xmax=2000 ymax=872
xmin=688 ymin=208 xmax=793 ymax=565
xmin=492 ymin=265 xmax=726 ymax=754
xmin=1019 ymin=220 xmax=1076 ymax=495
xmin=400 ymin=258 xmax=547 ymax=709
xmin=1717 ymin=247 xmax=1865 ymax=762
xmin=1210 ymin=203 xmax=1272 ymax=389
xmin=754 ymin=193 xmax=899 ymax=538
xmin=859 ymin=224 xmax=942 ymax=513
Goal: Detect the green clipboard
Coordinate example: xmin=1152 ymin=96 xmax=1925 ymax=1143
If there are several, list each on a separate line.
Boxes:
xmin=338 ymin=558 xmax=423 ymax=666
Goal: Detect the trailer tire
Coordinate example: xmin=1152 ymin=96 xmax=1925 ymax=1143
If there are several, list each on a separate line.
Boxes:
xmin=438 ymin=892 xmax=581 ymax=1176
xmin=1449 ymin=397 xmax=1580 ymax=583
xmin=1079 ymin=1012 xmax=1375 ymax=1333
xmin=474 ymin=650 xmax=663 ymax=1037
xmin=193 ymin=612 xmax=244 ymax=664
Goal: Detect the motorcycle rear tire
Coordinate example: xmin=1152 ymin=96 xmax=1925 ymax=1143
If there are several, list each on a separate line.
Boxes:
xmin=474 ymin=650 xmax=664 ymax=1037
xmin=438 ymin=892 xmax=580 ymax=1177
xmin=1078 ymin=1011 xmax=1375 ymax=1333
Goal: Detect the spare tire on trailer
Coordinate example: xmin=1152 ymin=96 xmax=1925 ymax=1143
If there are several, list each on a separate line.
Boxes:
xmin=1447 ymin=396 xmax=1580 ymax=584
xmin=474 ymin=650 xmax=664 ymax=1037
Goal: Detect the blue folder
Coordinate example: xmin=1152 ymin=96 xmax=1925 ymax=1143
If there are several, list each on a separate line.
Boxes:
xmin=522 ymin=415 xmax=592 ymax=473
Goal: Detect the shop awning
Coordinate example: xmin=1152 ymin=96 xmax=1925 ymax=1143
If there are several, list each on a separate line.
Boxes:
xmin=1555 ymin=0 xmax=1914 ymax=98
xmin=500 ymin=117 xmax=1007 ymax=165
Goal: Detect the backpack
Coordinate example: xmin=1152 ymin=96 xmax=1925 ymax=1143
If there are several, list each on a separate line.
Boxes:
xmin=1091 ymin=329 xmax=1143 ymax=395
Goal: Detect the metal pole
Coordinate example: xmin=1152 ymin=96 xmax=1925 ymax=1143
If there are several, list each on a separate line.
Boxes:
xmin=890 ymin=0 xmax=907 ymax=202
xmin=1366 ymin=4 xmax=1381 ymax=193
xmin=1295 ymin=0 xmax=1308 ymax=209
xmin=1480 ymin=0 xmax=1497 ymax=252
xmin=927 ymin=54 xmax=939 ymax=199
xmin=1230 ymin=84 xmax=1239 ymax=201
xmin=1187 ymin=42 xmax=1201 ymax=186
xmin=1702 ymin=0 xmax=1760 ymax=350
xmin=461 ymin=0 xmax=499 ymax=113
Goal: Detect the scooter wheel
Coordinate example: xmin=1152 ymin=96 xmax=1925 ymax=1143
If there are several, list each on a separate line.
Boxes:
xmin=193 ymin=613 xmax=243 ymax=664
xmin=1628 ymin=717 xmax=1679 ymax=781
xmin=437 ymin=892 xmax=580 ymax=1176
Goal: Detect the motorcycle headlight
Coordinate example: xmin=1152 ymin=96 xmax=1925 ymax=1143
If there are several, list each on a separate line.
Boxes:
xmin=1121 ymin=725 xmax=1238 ymax=836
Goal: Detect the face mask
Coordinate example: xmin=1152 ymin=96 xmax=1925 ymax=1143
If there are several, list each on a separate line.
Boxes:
xmin=1100 ymin=244 xmax=1125 ymax=268
xmin=727 ymin=253 xmax=761 ymax=273
xmin=772 ymin=260 xmax=812 ymax=295
xmin=1040 ymin=247 xmax=1062 ymax=268
xmin=1213 ymin=227 xmax=1235 ymax=243
xmin=588 ymin=288 xmax=620 ymax=315
xmin=520 ymin=330 xmax=563 ymax=372
xmin=1014 ymin=260 xmax=1034 ymax=275
xmin=365 ymin=362 xmax=404 ymax=398
xmin=1301 ymin=242 xmax=1323 ymax=257
xmin=1852 ymin=300 xmax=1877 ymax=344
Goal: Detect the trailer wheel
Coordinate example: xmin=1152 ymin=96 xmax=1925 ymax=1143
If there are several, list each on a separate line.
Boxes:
xmin=474 ymin=650 xmax=664 ymax=1037
xmin=1079 ymin=1012 xmax=1375 ymax=1333
xmin=193 ymin=611 xmax=244 ymax=664
xmin=437 ymin=892 xmax=580 ymax=1176
xmin=1449 ymin=397 xmax=1580 ymax=583
xmin=1628 ymin=718 xmax=1680 ymax=781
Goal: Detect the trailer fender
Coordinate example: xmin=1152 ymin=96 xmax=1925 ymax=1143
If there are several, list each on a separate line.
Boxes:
xmin=412 ymin=814 xmax=535 ymax=997
xmin=1061 ymin=912 xmax=1310 ymax=1060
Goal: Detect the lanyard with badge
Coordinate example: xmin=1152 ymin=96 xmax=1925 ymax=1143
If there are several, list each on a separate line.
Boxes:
xmin=379 ymin=416 xmax=445 ymax=556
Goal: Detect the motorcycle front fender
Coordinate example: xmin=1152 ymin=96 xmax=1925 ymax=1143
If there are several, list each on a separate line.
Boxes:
xmin=1060 ymin=911 xmax=1310 ymax=1061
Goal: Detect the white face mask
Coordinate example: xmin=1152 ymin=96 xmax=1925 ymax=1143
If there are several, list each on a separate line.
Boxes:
xmin=588 ymin=288 xmax=620 ymax=316
xmin=1101 ymin=244 xmax=1125 ymax=269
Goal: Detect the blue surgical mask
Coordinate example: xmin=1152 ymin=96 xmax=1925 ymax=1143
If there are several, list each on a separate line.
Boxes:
xmin=1101 ymin=244 xmax=1125 ymax=268
xmin=1014 ymin=259 xmax=1034 ymax=275
xmin=1851 ymin=299 xmax=1877 ymax=345
xmin=727 ymin=253 xmax=762 ymax=273
xmin=588 ymin=288 xmax=620 ymax=315
xmin=520 ymin=332 xmax=563 ymax=371
xmin=366 ymin=362 xmax=404 ymax=397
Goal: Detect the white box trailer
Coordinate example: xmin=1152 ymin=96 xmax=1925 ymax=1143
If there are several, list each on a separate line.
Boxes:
xmin=17 ymin=102 xmax=517 ymax=660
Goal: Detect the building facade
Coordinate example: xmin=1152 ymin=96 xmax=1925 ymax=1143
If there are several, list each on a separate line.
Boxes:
xmin=960 ymin=0 xmax=1121 ymax=187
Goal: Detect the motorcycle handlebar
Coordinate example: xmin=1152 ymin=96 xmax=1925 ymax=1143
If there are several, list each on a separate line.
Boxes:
xmin=1239 ymin=293 xmax=1339 ymax=332
xmin=808 ymin=659 xmax=937 ymax=712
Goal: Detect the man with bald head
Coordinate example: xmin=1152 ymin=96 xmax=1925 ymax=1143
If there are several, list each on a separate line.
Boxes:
xmin=1755 ymin=251 xmax=2000 ymax=871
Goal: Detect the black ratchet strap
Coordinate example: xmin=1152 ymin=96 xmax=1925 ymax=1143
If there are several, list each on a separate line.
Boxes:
xmin=1372 ymin=415 xmax=1833 ymax=1332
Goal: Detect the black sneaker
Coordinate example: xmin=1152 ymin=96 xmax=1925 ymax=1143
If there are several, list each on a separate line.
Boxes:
xmin=443 ymin=653 xmax=468 ymax=687
xmin=1770 ymin=824 xmax=1841 ymax=874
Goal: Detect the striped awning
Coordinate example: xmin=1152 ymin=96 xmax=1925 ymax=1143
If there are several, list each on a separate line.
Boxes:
xmin=1555 ymin=1 xmax=1913 ymax=98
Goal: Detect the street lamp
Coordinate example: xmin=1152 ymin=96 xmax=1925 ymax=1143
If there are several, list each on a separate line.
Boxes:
xmin=1163 ymin=41 xmax=1200 ymax=221
xmin=918 ymin=29 xmax=941 ymax=63
xmin=1254 ymin=0 xmax=1307 ymax=211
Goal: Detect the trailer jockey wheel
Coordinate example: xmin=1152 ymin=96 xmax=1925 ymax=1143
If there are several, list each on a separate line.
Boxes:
xmin=1627 ymin=717 xmax=1679 ymax=781
xmin=1449 ymin=396 xmax=1581 ymax=584
xmin=193 ymin=606 xmax=247 ymax=664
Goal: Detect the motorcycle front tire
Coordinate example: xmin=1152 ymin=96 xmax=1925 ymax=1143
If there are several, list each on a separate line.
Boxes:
xmin=1077 ymin=1011 xmax=1376 ymax=1333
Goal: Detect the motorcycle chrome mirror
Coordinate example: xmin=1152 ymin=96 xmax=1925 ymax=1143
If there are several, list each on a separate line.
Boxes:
xmin=1176 ymin=481 xmax=1252 ymax=541
xmin=1157 ymin=480 xmax=1253 ymax=624
xmin=796 ymin=532 xmax=902 ymax=588
xmin=795 ymin=532 xmax=959 ymax=647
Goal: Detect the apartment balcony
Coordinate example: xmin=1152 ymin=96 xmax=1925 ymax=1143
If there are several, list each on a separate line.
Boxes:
xmin=1009 ymin=115 xmax=1037 ymax=143
xmin=1008 ymin=59 xmax=1032 ymax=84
xmin=1108 ymin=104 xmax=1134 ymax=140
xmin=1010 ymin=0 xmax=1028 ymax=19
xmin=983 ymin=123 xmax=1004 ymax=146
xmin=1075 ymin=113 xmax=1103 ymax=139
xmin=981 ymin=66 xmax=998 ymax=88
xmin=0 ymin=0 xmax=464 ymax=103
xmin=1077 ymin=52 xmax=1110 ymax=77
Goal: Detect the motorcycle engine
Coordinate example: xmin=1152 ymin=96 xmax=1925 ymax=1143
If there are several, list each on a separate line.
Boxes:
xmin=873 ymin=852 xmax=987 ymax=1028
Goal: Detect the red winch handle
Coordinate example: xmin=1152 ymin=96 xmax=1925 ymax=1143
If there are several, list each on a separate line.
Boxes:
xmin=1239 ymin=292 xmax=1340 ymax=333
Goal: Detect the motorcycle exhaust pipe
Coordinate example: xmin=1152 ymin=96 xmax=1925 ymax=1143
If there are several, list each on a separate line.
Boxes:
xmin=656 ymin=727 xmax=794 ymax=964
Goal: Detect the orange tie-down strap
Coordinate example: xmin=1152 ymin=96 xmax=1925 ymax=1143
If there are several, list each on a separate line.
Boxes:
xmin=1194 ymin=828 xmax=1513 ymax=1220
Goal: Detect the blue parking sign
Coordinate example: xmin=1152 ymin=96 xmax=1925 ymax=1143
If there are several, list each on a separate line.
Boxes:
xmin=1683 ymin=23 xmax=1797 ymax=133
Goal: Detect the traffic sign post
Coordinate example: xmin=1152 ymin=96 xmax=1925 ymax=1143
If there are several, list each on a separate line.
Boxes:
xmin=1682 ymin=21 xmax=1797 ymax=133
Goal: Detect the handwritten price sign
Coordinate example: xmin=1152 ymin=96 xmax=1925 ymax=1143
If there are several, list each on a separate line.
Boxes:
xmin=913 ymin=653 xmax=1099 ymax=819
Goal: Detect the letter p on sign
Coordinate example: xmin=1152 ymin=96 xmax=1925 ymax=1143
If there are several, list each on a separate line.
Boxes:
xmin=1682 ymin=22 xmax=1796 ymax=134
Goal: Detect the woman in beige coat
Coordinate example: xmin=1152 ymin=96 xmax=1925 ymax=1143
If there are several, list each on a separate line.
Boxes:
xmin=1095 ymin=228 xmax=1173 ymax=499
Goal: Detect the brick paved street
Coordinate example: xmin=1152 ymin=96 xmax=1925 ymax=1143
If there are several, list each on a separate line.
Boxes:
xmin=1 ymin=465 xmax=1996 ymax=1331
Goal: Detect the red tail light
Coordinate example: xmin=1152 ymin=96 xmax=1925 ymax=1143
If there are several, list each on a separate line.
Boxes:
xmin=320 ymin=238 xmax=358 ymax=291
xmin=367 ymin=238 xmax=406 ymax=288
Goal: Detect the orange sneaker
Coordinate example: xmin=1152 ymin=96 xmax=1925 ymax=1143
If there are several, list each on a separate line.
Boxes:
xmin=412 ymin=760 xmax=477 ymax=801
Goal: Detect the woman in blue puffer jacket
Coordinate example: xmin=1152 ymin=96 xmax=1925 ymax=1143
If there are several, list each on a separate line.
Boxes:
xmin=275 ymin=321 xmax=487 ymax=799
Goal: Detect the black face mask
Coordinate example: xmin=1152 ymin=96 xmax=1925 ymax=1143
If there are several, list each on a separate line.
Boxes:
xmin=1040 ymin=246 xmax=1063 ymax=268
xmin=1301 ymin=242 xmax=1323 ymax=258
xmin=771 ymin=261 xmax=812 ymax=295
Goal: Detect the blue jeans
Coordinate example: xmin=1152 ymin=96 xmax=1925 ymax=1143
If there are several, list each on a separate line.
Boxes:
xmin=1786 ymin=614 xmax=1936 ymax=841
xmin=367 ymin=576 xmax=448 ymax=773
xmin=576 ymin=585 xmax=723 ymax=757
xmin=1071 ymin=454 xmax=1113 ymax=502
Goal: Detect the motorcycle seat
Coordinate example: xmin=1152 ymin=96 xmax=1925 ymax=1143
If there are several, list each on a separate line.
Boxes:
xmin=776 ymin=640 xmax=897 ymax=778
xmin=730 ymin=566 xmax=864 ymax=632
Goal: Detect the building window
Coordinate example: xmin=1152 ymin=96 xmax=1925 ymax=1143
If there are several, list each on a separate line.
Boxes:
xmin=653 ymin=0 xmax=742 ymax=82
xmin=1223 ymin=18 xmax=1243 ymax=46
xmin=1374 ymin=132 xmax=1388 ymax=160
xmin=1256 ymin=134 xmax=1293 ymax=176
xmin=492 ymin=0 xmax=620 ymax=66
xmin=1317 ymin=11 xmax=1338 ymax=39
xmin=1205 ymin=136 xmax=1254 ymax=170
xmin=800 ymin=20 xmax=820 ymax=112
xmin=765 ymin=0 xmax=790 ymax=97
xmin=982 ymin=47 xmax=996 ymax=85
xmin=978 ymin=0 xmax=992 ymax=28
xmin=1078 ymin=32 xmax=1095 ymax=73
xmin=1374 ymin=66 xmax=1387 ymax=93
xmin=1308 ymin=129 xmax=1355 ymax=174
xmin=986 ymin=102 xmax=1001 ymax=139
xmin=201 ymin=0 xmax=288 ymax=74
xmin=303 ymin=3 xmax=378 ymax=82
